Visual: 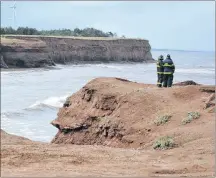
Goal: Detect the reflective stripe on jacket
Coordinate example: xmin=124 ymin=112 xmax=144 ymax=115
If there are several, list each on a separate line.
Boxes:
xmin=157 ymin=60 xmax=164 ymax=74
xmin=163 ymin=58 xmax=175 ymax=74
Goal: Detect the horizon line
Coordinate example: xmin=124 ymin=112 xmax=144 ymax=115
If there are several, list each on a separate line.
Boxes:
xmin=152 ymin=48 xmax=215 ymax=53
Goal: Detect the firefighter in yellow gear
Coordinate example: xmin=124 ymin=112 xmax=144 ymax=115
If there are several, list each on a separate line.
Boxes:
xmin=157 ymin=55 xmax=164 ymax=87
xmin=163 ymin=54 xmax=175 ymax=87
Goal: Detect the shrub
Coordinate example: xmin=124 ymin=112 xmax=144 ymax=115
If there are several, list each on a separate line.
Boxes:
xmin=182 ymin=111 xmax=200 ymax=125
xmin=153 ymin=136 xmax=175 ymax=150
xmin=154 ymin=115 xmax=172 ymax=126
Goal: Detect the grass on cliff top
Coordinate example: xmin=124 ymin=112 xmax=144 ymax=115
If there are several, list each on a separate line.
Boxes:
xmin=1 ymin=36 xmax=46 ymax=46
xmin=1 ymin=36 xmax=27 ymax=44
xmin=1 ymin=34 xmax=148 ymax=41
xmin=182 ymin=111 xmax=201 ymax=125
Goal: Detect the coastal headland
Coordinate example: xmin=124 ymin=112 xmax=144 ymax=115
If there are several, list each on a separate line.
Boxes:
xmin=1 ymin=78 xmax=215 ymax=177
xmin=1 ymin=35 xmax=154 ymax=69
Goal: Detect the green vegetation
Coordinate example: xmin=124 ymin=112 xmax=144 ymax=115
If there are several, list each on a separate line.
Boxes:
xmin=182 ymin=111 xmax=201 ymax=125
xmin=92 ymin=117 xmax=103 ymax=122
xmin=154 ymin=115 xmax=172 ymax=126
xmin=153 ymin=136 xmax=175 ymax=150
xmin=0 ymin=26 xmax=120 ymax=38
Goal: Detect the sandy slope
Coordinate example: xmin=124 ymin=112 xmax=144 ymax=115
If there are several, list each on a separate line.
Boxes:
xmin=1 ymin=78 xmax=215 ymax=177
xmin=1 ymin=129 xmax=214 ymax=177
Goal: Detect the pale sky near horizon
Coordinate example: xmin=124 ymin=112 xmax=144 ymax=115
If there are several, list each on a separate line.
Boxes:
xmin=1 ymin=1 xmax=215 ymax=51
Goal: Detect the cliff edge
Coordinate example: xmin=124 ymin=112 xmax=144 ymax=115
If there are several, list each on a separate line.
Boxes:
xmin=1 ymin=35 xmax=154 ymax=68
xmin=51 ymin=77 xmax=214 ymax=149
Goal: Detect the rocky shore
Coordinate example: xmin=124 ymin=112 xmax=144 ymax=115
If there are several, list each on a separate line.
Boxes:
xmin=1 ymin=78 xmax=215 ymax=177
xmin=0 ymin=35 xmax=155 ymax=69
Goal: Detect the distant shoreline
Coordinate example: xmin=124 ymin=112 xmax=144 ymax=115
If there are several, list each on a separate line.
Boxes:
xmin=152 ymin=48 xmax=215 ymax=53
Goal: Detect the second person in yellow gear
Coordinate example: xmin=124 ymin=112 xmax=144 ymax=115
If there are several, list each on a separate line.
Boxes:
xmin=156 ymin=55 xmax=164 ymax=87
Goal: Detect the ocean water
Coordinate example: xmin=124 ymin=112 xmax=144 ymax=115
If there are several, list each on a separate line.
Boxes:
xmin=1 ymin=50 xmax=215 ymax=142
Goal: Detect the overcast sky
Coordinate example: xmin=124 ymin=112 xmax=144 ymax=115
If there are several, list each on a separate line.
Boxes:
xmin=1 ymin=1 xmax=215 ymax=51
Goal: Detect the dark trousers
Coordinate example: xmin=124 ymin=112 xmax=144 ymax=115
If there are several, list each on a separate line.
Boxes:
xmin=157 ymin=74 xmax=163 ymax=87
xmin=163 ymin=74 xmax=173 ymax=87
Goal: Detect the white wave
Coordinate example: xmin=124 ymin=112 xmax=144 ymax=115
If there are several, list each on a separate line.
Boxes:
xmin=94 ymin=64 xmax=123 ymax=70
xmin=71 ymin=63 xmax=124 ymax=70
xmin=26 ymin=95 xmax=69 ymax=110
xmin=45 ymin=64 xmax=66 ymax=70
xmin=1 ymin=113 xmax=8 ymax=120
xmin=1 ymin=71 xmax=11 ymax=75
xmin=176 ymin=68 xmax=215 ymax=74
xmin=1 ymin=111 xmax=25 ymax=119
